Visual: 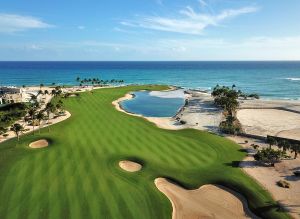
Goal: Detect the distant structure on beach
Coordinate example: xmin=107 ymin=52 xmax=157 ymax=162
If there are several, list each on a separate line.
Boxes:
xmin=0 ymin=86 xmax=40 ymax=104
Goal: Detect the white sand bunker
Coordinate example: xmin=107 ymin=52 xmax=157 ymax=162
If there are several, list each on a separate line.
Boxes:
xmin=119 ymin=160 xmax=142 ymax=172
xmin=29 ymin=139 xmax=49 ymax=149
xmin=155 ymin=178 xmax=257 ymax=219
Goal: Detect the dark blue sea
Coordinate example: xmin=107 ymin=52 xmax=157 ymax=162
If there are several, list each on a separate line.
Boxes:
xmin=0 ymin=61 xmax=300 ymax=100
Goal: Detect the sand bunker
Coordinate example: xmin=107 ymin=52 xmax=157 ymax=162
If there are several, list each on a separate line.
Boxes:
xmin=119 ymin=160 xmax=142 ymax=172
xmin=155 ymin=178 xmax=257 ymax=219
xmin=29 ymin=139 xmax=49 ymax=148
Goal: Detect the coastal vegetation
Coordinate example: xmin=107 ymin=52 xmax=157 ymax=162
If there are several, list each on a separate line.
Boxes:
xmin=76 ymin=77 xmax=124 ymax=87
xmin=253 ymin=136 xmax=300 ymax=167
xmin=211 ymin=85 xmax=242 ymax=134
xmin=0 ymin=103 xmax=27 ymax=132
xmin=212 ymin=84 xmax=260 ymax=135
xmin=10 ymin=123 xmax=24 ymax=141
xmin=266 ymin=136 xmax=300 ymax=159
xmin=0 ymin=85 xmax=289 ymax=219
xmin=0 ymin=85 xmax=66 ymax=140
xmin=254 ymin=147 xmax=284 ymax=166
xmin=277 ymin=180 xmax=291 ymax=188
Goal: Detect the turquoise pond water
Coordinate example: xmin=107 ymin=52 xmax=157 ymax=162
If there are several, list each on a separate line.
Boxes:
xmin=120 ymin=91 xmax=184 ymax=117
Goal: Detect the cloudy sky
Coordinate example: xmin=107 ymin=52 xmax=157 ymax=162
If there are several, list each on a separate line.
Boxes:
xmin=0 ymin=0 xmax=300 ymax=61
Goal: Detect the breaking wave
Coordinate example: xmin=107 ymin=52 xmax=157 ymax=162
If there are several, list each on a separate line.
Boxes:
xmin=285 ymin=77 xmax=300 ymax=81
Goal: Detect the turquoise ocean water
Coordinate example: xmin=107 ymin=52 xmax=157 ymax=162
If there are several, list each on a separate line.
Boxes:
xmin=0 ymin=61 xmax=300 ymax=100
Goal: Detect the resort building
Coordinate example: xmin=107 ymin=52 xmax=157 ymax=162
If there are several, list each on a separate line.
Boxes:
xmin=0 ymin=86 xmax=41 ymax=104
xmin=0 ymin=86 xmax=21 ymax=104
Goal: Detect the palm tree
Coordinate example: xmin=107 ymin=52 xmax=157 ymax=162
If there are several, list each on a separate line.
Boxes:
xmin=36 ymin=111 xmax=45 ymax=134
xmin=51 ymin=89 xmax=57 ymax=96
xmin=28 ymin=107 xmax=36 ymax=134
xmin=291 ymin=144 xmax=300 ymax=159
xmin=40 ymin=83 xmax=44 ymax=90
xmin=267 ymin=136 xmax=277 ymax=149
xmin=38 ymin=90 xmax=43 ymax=96
xmin=278 ymin=140 xmax=290 ymax=152
xmin=29 ymin=93 xmax=38 ymax=105
xmin=56 ymin=100 xmax=64 ymax=113
xmin=10 ymin=123 xmax=24 ymax=141
xmin=45 ymin=102 xmax=56 ymax=132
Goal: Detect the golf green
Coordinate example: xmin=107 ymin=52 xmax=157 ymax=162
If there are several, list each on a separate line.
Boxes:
xmin=0 ymin=85 xmax=290 ymax=219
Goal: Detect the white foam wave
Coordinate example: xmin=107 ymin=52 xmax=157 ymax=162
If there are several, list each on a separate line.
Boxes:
xmin=149 ymin=89 xmax=185 ymax=99
xmin=285 ymin=77 xmax=300 ymax=81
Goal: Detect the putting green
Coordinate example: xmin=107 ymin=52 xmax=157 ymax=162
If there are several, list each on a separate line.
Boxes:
xmin=0 ymin=85 xmax=290 ymax=219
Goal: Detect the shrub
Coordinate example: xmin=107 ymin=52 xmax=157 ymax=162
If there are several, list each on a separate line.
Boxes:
xmin=254 ymin=148 xmax=283 ymax=166
xmin=219 ymin=116 xmax=242 ymax=135
xmin=179 ymin=120 xmax=186 ymax=125
xmin=277 ymin=180 xmax=290 ymax=188
xmin=294 ymin=170 xmax=300 ymax=177
xmin=248 ymin=93 xmax=260 ymax=99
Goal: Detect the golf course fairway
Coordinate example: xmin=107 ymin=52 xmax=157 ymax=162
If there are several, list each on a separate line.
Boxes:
xmin=0 ymin=85 xmax=290 ymax=219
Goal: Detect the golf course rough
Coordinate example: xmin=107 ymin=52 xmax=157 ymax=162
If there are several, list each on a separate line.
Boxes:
xmin=0 ymin=85 xmax=290 ymax=219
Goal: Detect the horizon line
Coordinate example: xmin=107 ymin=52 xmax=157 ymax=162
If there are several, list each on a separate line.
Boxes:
xmin=1 ymin=60 xmax=300 ymax=62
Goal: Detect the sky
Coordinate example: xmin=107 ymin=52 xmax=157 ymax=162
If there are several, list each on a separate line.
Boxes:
xmin=0 ymin=0 xmax=300 ymax=61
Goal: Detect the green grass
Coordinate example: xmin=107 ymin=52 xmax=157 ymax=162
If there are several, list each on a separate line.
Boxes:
xmin=0 ymin=85 xmax=290 ymax=219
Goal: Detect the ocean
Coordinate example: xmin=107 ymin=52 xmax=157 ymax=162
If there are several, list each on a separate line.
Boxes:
xmin=0 ymin=61 xmax=299 ymax=100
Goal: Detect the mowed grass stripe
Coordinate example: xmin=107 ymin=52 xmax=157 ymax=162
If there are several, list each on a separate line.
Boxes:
xmin=0 ymin=85 xmax=290 ymax=219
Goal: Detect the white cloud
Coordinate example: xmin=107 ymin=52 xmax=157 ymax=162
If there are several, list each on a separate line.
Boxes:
xmin=26 ymin=44 xmax=43 ymax=50
xmin=77 ymin=25 xmax=85 ymax=30
xmin=0 ymin=13 xmax=52 ymax=33
xmin=199 ymin=0 xmax=208 ymax=8
xmin=1 ymin=35 xmax=299 ymax=61
xmin=121 ymin=3 xmax=258 ymax=35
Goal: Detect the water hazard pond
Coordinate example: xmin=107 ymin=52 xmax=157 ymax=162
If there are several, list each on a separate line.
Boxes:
xmin=120 ymin=90 xmax=185 ymax=117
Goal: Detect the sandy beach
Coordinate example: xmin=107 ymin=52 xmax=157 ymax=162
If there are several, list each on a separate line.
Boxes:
xmin=237 ymin=109 xmax=300 ymax=140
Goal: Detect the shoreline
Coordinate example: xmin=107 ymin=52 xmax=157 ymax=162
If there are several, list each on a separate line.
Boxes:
xmin=2 ymin=84 xmax=300 ymax=103
xmin=113 ymin=87 xmax=300 ymax=134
